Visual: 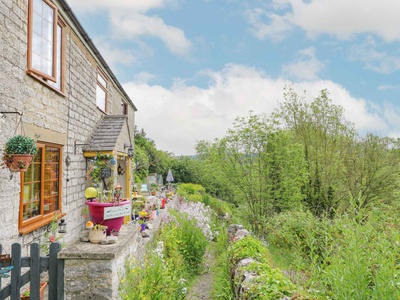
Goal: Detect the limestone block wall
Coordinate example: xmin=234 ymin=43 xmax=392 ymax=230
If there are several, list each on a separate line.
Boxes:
xmin=0 ymin=0 xmax=136 ymax=255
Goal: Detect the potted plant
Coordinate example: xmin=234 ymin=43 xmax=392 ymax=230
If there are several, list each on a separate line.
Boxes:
xmin=150 ymin=183 xmax=158 ymax=196
xmin=3 ymin=135 xmax=37 ymax=172
xmin=20 ymin=282 xmax=47 ymax=300
xmin=85 ymin=154 xmax=130 ymax=235
xmin=88 ymin=224 xmax=108 ymax=244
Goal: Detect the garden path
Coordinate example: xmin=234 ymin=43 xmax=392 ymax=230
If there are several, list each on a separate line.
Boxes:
xmin=186 ymin=246 xmax=217 ymax=300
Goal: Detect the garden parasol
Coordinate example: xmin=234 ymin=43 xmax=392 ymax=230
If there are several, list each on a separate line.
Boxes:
xmin=166 ymin=169 xmax=174 ymax=189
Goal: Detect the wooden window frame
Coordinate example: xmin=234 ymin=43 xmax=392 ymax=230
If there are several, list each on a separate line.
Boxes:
xmin=27 ymin=0 xmax=58 ymax=82
xmin=47 ymin=18 xmax=66 ymax=93
xmin=96 ymin=69 xmax=108 ymax=113
xmin=19 ymin=142 xmax=63 ymax=235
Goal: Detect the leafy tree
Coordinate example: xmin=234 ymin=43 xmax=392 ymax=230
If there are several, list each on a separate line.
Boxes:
xmin=274 ymin=87 xmax=355 ymax=216
xmin=196 ymin=112 xmax=308 ymax=232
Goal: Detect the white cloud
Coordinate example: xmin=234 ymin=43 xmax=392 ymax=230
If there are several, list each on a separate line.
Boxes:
xmin=282 ymin=47 xmax=325 ymax=80
xmin=123 ymin=64 xmax=392 ymax=156
xmin=67 ymin=0 xmax=191 ymax=57
xmin=348 ymin=43 xmax=400 ymax=74
xmin=110 ymin=13 xmax=191 ymax=56
xmin=247 ymin=0 xmax=400 ymax=42
xmin=378 ymin=84 xmax=400 ymax=91
xmin=92 ymin=37 xmax=136 ymax=69
xmin=66 ymin=0 xmax=172 ymax=14
xmin=246 ymin=8 xmax=293 ymax=42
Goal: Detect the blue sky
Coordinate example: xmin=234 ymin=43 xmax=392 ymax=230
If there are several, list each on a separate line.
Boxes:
xmin=67 ymin=0 xmax=400 ymax=155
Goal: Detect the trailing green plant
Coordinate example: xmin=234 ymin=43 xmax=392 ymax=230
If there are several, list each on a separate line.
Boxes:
xmin=40 ymin=213 xmax=62 ymax=255
xmin=85 ymin=153 xmax=115 ymax=193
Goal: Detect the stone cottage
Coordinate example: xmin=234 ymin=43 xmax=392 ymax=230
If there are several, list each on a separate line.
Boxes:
xmin=0 ymin=0 xmax=137 ymax=253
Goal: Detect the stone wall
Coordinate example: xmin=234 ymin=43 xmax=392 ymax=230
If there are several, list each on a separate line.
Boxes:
xmin=59 ymin=196 xmax=172 ymax=300
xmin=0 ymin=0 xmax=136 ymax=255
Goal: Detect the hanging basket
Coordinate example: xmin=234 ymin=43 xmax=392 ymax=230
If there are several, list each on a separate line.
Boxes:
xmin=6 ymin=154 xmax=33 ymax=172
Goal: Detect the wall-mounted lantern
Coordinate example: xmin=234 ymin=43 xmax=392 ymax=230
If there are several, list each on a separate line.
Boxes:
xmin=58 ymin=218 xmax=67 ymax=234
xmin=124 ymin=143 xmax=134 ymax=159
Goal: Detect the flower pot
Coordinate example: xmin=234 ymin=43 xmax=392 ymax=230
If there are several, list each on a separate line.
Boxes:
xmin=150 ymin=210 xmax=157 ymax=220
xmin=139 ymin=223 xmax=146 ymax=232
xmin=7 ymin=154 xmax=33 ymax=172
xmin=89 ymin=229 xmax=107 ymax=244
xmin=20 ymin=282 xmax=47 ymax=300
xmin=86 ymin=199 xmax=130 ymax=235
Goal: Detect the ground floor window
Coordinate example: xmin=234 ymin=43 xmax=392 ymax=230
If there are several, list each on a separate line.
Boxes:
xmin=19 ymin=142 xmax=62 ymax=234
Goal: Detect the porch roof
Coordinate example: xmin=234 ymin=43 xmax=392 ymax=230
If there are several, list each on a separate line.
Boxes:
xmin=83 ymin=115 xmax=130 ymax=152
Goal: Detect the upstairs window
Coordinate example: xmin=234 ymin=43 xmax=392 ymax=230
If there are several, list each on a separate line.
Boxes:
xmin=96 ymin=70 xmax=108 ymax=112
xmin=28 ymin=0 xmax=58 ymax=82
xmin=27 ymin=0 xmax=65 ymax=92
xmin=121 ymin=100 xmax=128 ymax=115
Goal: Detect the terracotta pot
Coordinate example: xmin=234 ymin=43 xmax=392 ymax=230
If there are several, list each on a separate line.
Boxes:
xmin=6 ymin=154 xmax=33 ymax=172
xmin=20 ymin=282 xmax=47 ymax=300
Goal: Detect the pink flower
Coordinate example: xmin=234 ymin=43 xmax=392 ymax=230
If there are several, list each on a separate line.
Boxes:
xmin=49 ymin=236 xmax=55 ymax=243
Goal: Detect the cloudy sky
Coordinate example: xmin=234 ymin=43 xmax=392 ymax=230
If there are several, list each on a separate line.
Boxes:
xmin=67 ymin=0 xmax=400 ymax=156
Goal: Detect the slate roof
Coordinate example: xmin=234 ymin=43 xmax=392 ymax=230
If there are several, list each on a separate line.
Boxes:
xmin=85 ymin=115 xmax=127 ymax=151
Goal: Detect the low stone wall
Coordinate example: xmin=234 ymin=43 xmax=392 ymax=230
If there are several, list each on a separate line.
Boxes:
xmin=59 ymin=196 xmax=174 ymax=300
xmin=227 ymin=224 xmax=293 ymax=300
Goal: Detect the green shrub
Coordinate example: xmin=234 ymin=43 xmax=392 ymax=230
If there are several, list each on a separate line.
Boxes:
xmin=178 ymin=183 xmax=205 ymax=196
xmin=187 ymin=193 xmax=202 ymax=202
xmin=228 ymin=236 xmax=269 ymax=266
xmin=228 ymin=235 xmax=294 ymax=299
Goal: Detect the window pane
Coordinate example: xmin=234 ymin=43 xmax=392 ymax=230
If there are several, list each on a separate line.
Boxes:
xmin=48 ymin=24 xmax=62 ymax=90
xmin=96 ymin=85 xmax=106 ymax=111
xmin=45 ymin=146 xmax=60 ymax=162
xmin=44 ymin=180 xmax=58 ymax=197
xmin=97 ymin=72 xmax=107 ymax=87
xmin=30 ymin=0 xmax=55 ymax=78
xmin=20 ymin=144 xmax=61 ymax=226
xmin=44 ymin=196 xmax=58 ymax=213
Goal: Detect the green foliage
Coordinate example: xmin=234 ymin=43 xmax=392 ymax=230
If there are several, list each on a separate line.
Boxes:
xmin=170 ymin=156 xmax=202 ymax=183
xmin=239 ymin=262 xmax=294 ymax=299
xmin=121 ymin=206 xmax=211 ymax=299
xmin=177 ymin=183 xmax=205 ymax=197
xmin=212 ymin=224 xmax=234 ymax=299
xmin=171 ymin=212 xmax=209 ymax=276
xmin=134 ymin=127 xmax=173 ymax=181
xmin=120 ymin=244 xmax=188 ymax=300
xmin=228 ymin=236 xmax=269 ymax=266
xmin=266 ymin=207 xmax=400 ymax=299
xmin=85 ymin=153 xmax=115 ymax=193
xmin=5 ymin=135 xmax=37 ymax=155
xmin=195 ymin=113 xmax=308 ymax=233
xmin=187 ymin=193 xmax=202 ymax=202
xmin=228 ymin=236 xmax=294 ymax=299
xmin=264 ymin=210 xmax=333 ymax=266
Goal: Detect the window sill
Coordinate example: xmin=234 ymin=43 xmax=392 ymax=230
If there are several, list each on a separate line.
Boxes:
xmin=19 ymin=211 xmax=66 ymax=235
xmin=27 ymin=71 xmax=66 ymax=97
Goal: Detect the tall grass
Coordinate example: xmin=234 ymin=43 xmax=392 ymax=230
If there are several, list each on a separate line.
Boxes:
xmin=211 ymin=224 xmax=234 ymax=299
xmin=265 ymin=209 xmax=400 ymax=299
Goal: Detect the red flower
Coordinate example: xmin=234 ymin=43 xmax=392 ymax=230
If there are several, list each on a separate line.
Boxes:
xmin=49 ymin=236 xmax=55 ymax=243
